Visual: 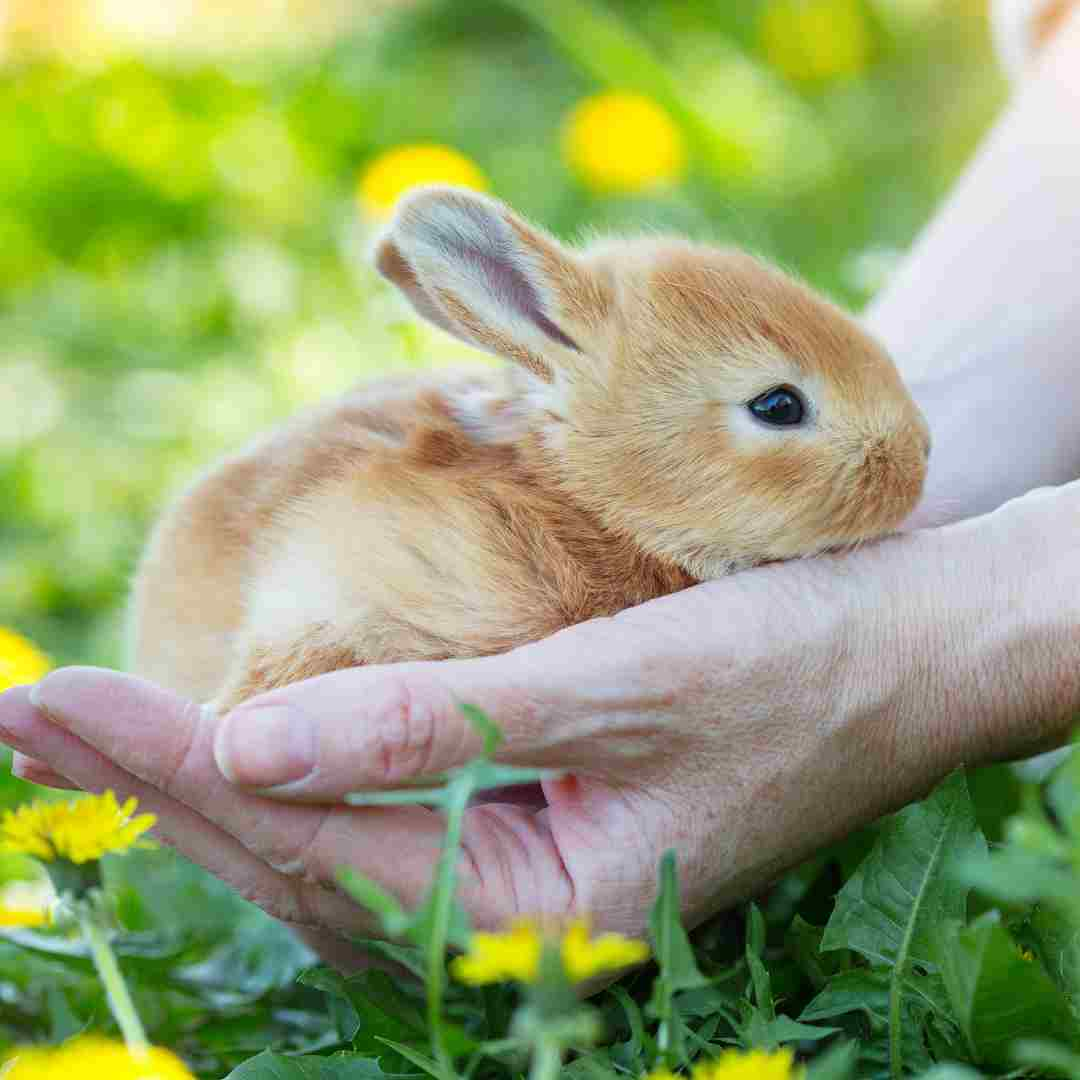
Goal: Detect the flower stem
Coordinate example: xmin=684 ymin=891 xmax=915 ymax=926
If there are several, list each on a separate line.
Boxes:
xmin=427 ymin=776 xmax=472 ymax=1080
xmin=529 ymin=1035 xmax=564 ymax=1080
xmin=78 ymin=909 xmax=149 ymax=1055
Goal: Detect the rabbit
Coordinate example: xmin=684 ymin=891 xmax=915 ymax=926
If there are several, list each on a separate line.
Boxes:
xmin=129 ymin=185 xmax=930 ymax=714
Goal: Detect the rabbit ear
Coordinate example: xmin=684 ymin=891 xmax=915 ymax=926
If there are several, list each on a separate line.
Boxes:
xmin=374 ymin=186 xmax=605 ymax=383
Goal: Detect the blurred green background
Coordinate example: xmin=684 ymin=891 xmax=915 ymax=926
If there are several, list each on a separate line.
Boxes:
xmin=0 ymin=0 xmax=1004 ymax=673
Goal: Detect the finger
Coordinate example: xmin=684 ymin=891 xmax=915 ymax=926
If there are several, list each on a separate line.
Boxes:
xmin=1 ymin=683 xmax=364 ymax=932
xmin=212 ymin=613 xmax=697 ymax=799
xmin=10 ymin=751 xmax=79 ymax=790
xmin=27 ymin=669 xmax=524 ymax=918
xmin=24 ymin=672 xmax=585 ymax=927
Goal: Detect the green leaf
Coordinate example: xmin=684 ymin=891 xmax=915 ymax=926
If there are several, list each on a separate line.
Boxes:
xmin=801 ymin=969 xmax=931 ymax=1076
xmin=346 ymin=940 xmax=428 ymax=982
xmin=224 ymin=1050 xmax=409 ymax=1079
xmin=649 ymin=851 xmax=709 ymax=995
xmin=1013 ymin=1038 xmax=1080 ymax=1079
xmin=908 ymin=1068 xmax=984 ymax=1080
xmin=376 ymin=1038 xmax=443 ymax=1079
xmin=647 ymin=849 xmax=710 ymax=1067
xmin=786 ymin=916 xmax=838 ymax=991
xmin=806 ymin=1040 xmax=859 ymax=1080
xmin=345 ymin=789 xmax=450 ymax=807
xmin=336 ymin=868 xmax=410 ymax=936
xmin=745 ymin=904 xmax=775 ymax=1024
xmin=934 ymin=912 xmax=1077 ymax=1066
xmin=459 ymin=703 xmax=502 ymax=757
xmin=744 ymin=1014 xmax=840 ymax=1047
xmin=453 ymin=759 xmax=556 ymax=792
xmin=821 ymin=771 xmax=987 ymax=1079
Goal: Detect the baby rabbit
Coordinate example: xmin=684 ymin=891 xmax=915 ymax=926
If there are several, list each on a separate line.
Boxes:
xmin=130 ymin=186 xmax=929 ymax=712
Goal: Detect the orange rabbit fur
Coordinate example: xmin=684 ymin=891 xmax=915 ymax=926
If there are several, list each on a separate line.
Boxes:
xmin=130 ymin=186 xmax=929 ymax=712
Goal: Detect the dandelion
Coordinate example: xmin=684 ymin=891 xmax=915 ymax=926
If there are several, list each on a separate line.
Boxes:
xmin=451 ymin=916 xmax=649 ymax=986
xmin=562 ymin=91 xmax=685 ymax=194
xmin=451 ymin=918 xmax=543 ymax=985
xmin=358 ymin=143 xmax=488 ymax=218
xmin=692 ymin=1047 xmax=804 ymax=1080
xmin=0 ymin=626 xmax=51 ymax=693
xmin=561 ymin=917 xmax=651 ymax=981
xmin=760 ymin=0 xmax=873 ymax=84
xmin=0 ymin=878 xmax=55 ymax=928
xmin=2 ymin=1035 xmax=195 ymax=1080
xmin=0 ymin=790 xmax=156 ymax=865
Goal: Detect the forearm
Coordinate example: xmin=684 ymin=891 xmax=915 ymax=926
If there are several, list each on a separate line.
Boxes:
xmin=862 ymin=8 xmax=1080 ymax=527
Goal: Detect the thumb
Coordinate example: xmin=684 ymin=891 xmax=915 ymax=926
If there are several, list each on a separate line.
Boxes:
xmin=214 ymin=616 xmax=669 ymax=800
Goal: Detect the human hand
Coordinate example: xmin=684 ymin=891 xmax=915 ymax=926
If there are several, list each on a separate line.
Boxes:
xmin=3 ymin=482 xmax=1079 ymax=966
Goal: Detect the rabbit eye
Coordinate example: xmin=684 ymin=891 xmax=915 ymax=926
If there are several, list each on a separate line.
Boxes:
xmin=748 ymin=386 xmax=805 ymax=427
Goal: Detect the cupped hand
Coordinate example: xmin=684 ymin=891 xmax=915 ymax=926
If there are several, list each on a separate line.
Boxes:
xmin=3 ymin=483 xmax=1079 ymax=967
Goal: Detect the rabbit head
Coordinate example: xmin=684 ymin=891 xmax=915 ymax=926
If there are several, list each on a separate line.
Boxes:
xmin=375 ymin=186 xmax=929 ymax=578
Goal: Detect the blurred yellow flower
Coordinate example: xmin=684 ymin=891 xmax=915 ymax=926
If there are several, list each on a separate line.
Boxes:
xmin=693 ymin=1047 xmax=803 ymax=1080
xmin=2 ymin=1035 xmax=195 ymax=1080
xmin=760 ymin=0 xmax=873 ymax=84
xmin=0 ymin=791 xmax=156 ymax=865
xmin=561 ymin=917 xmax=650 ymax=981
xmin=0 ymin=879 xmax=54 ymax=928
xmin=562 ymin=91 xmax=686 ymax=194
xmin=451 ymin=916 xmax=649 ymax=986
xmin=358 ymin=144 xmax=488 ymax=218
xmin=451 ymin=918 xmax=542 ymax=985
xmin=0 ymin=627 xmax=51 ymax=693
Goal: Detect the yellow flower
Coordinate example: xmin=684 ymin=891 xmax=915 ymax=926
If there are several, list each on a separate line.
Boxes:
xmin=358 ymin=144 xmax=488 ymax=218
xmin=562 ymin=917 xmax=650 ymax=981
xmin=451 ymin=916 xmax=649 ymax=986
xmin=450 ymin=918 xmax=543 ymax=985
xmin=0 ymin=791 xmax=156 ymax=865
xmin=692 ymin=1047 xmax=803 ymax=1080
xmin=0 ymin=627 xmax=51 ymax=693
xmin=0 ymin=879 xmax=55 ymax=928
xmin=2 ymin=1035 xmax=195 ymax=1080
xmin=562 ymin=91 xmax=685 ymax=194
xmin=1020 ymin=946 xmax=1035 ymax=961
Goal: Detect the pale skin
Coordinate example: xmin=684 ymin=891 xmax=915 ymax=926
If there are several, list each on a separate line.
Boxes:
xmin=2 ymin=10 xmax=1080 ymax=971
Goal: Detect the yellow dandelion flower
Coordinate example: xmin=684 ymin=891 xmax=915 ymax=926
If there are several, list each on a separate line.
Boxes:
xmin=0 ymin=791 xmax=156 ymax=865
xmin=0 ymin=879 xmax=55 ymax=928
xmin=0 ymin=627 xmax=51 ymax=693
xmin=0 ymin=904 xmax=51 ymax=928
xmin=2 ymin=1035 xmax=195 ymax=1080
xmin=561 ymin=918 xmax=650 ymax=981
xmin=562 ymin=91 xmax=686 ymax=195
xmin=358 ymin=143 xmax=488 ymax=218
xmin=760 ymin=0 xmax=873 ymax=84
xmin=450 ymin=917 xmax=543 ymax=985
xmin=451 ymin=916 xmax=649 ymax=986
xmin=693 ymin=1047 xmax=803 ymax=1080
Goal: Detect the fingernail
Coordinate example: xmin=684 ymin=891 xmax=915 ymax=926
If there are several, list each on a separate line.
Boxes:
xmin=213 ymin=705 xmax=316 ymax=789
